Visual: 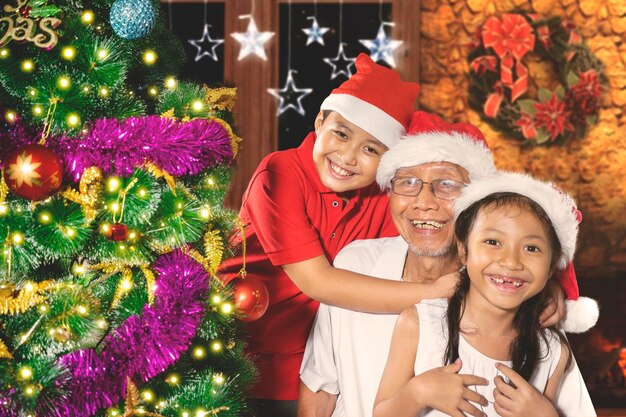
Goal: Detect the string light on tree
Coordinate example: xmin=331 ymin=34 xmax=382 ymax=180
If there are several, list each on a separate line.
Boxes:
xmin=188 ymin=7 xmax=223 ymax=63
xmin=230 ymin=9 xmax=274 ymax=61
xmin=359 ymin=22 xmax=403 ymax=68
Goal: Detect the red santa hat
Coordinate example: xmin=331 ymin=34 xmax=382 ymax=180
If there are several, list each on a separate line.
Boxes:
xmin=320 ymin=53 xmax=420 ymax=148
xmin=377 ymin=111 xmax=496 ymax=190
xmin=454 ymin=172 xmax=599 ymax=333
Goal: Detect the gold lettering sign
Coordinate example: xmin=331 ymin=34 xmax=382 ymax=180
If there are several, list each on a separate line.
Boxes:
xmin=0 ymin=0 xmax=61 ymax=50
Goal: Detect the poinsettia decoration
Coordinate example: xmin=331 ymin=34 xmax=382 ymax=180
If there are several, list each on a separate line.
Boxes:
xmin=468 ymin=13 xmax=606 ymax=145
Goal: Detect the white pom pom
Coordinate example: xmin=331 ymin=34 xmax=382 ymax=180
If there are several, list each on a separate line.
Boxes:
xmin=561 ymin=297 xmax=600 ymax=333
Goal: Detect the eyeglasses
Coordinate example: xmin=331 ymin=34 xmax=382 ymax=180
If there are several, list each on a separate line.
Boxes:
xmin=390 ymin=177 xmax=466 ymax=200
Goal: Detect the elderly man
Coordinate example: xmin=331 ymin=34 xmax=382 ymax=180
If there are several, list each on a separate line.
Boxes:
xmin=298 ymin=112 xmax=592 ymax=417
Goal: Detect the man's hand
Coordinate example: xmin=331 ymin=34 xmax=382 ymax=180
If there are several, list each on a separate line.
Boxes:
xmin=493 ymin=363 xmax=558 ymax=417
xmin=412 ymin=359 xmax=488 ymax=417
xmin=540 ymin=279 xmax=565 ymax=328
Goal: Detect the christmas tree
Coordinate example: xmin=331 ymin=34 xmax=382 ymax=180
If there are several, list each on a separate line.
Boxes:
xmin=0 ymin=0 xmax=257 ymax=416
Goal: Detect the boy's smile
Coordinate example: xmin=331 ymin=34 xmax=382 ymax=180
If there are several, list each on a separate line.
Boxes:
xmin=312 ymin=111 xmax=387 ymax=193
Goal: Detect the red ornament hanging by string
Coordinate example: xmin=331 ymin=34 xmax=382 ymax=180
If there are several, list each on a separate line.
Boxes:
xmin=231 ymin=276 xmax=269 ymax=322
xmin=104 ymin=223 xmax=129 ymax=241
xmin=3 ymin=144 xmax=64 ymax=201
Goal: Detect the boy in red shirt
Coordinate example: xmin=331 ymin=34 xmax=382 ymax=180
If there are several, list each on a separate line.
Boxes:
xmin=219 ymin=54 xmax=455 ymax=417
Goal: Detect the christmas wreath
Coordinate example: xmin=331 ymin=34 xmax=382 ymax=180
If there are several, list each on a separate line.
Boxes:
xmin=468 ymin=13 xmax=606 ymax=145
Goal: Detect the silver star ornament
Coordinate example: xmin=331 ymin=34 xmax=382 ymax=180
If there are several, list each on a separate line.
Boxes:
xmin=323 ymin=43 xmax=356 ymax=80
xmin=302 ymin=16 xmax=329 ymax=46
xmin=267 ymin=70 xmax=313 ymax=116
xmin=359 ymin=23 xmax=403 ymax=68
xmin=230 ymin=15 xmax=275 ymax=61
xmin=188 ymin=24 xmax=224 ymax=62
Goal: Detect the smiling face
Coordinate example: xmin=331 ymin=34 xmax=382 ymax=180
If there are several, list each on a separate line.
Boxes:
xmin=389 ymin=162 xmax=469 ymax=257
xmin=460 ymin=203 xmax=554 ymax=312
xmin=312 ymin=111 xmax=388 ymax=193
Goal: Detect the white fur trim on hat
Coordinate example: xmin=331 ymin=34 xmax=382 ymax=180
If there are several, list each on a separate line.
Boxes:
xmin=376 ymin=131 xmax=496 ymax=190
xmin=321 ymin=94 xmax=406 ymax=149
xmin=562 ymin=297 xmax=600 ymax=333
xmin=454 ymin=172 xmax=579 ymax=270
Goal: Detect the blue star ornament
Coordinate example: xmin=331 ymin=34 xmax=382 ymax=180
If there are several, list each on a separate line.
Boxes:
xmin=359 ymin=23 xmax=403 ymax=68
xmin=323 ymin=43 xmax=356 ymax=80
xmin=231 ymin=16 xmax=275 ymax=61
xmin=267 ymin=70 xmax=313 ymax=116
xmin=302 ymin=16 xmax=329 ymax=46
xmin=188 ymin=24 xmax=224 ymax=62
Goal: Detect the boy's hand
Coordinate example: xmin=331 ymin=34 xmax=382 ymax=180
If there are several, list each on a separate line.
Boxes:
xmin=412 ymin=359 xmax=488 ymax=417
xmin=493 ymin=363 xmax=558 ymax=417
xmin=540 ymin=280 xmax=565 ymax=327
xmin=431 ymin=271 xmax=460 ymax=299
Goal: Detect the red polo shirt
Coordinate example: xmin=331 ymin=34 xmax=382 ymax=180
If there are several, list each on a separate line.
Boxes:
xmin=219 ymin=132 xmax=398 ymax=400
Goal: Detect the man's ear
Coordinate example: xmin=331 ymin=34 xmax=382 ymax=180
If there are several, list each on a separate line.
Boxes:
xmin=314 ymin=110 xmax=325 ymax=132
xmin=457 ymin=241 xmax=467 ymax=265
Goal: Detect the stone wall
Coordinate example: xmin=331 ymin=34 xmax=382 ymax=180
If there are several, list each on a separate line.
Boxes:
xmin=418 ymin=0 xmax=626 ymax=277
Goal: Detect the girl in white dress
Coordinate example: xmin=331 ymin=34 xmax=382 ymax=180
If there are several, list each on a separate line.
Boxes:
xmin=373 ymin=172 xmax=597 ymax=417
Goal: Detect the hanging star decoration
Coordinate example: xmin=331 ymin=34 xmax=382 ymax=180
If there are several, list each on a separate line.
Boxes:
xmin=359 ymin=22 xmax=403 ymax=68
xmin=187 ymin=24 xmax=224 ymax=62
xmin=267 ymin=70 xmax=313 ymax=116
xmin=323 ymin=43 xmax=356 ymax=80
xmin=302 ymin=16 xmax=329 ymax=46
xmin=230 ymin=14 xmax=274 ymax=61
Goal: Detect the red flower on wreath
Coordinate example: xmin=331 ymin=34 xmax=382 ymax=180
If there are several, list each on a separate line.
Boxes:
xmin=571 ymin=70 xmax=604 ymax=103
xmin=533 ymin=95 xmax=574 ymax=141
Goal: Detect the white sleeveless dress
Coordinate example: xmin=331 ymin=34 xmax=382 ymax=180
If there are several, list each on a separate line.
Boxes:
xmin=413 ymin=299 xmax=562 ymax=417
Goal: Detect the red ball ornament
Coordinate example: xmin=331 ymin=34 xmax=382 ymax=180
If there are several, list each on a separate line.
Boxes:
xmin=231 ymin=276 xmax=269 ymax=322
xmin=3 ymin=144 xmax=64 ymax=201
xmin=105 ymin=223 xmax=129 ymax=241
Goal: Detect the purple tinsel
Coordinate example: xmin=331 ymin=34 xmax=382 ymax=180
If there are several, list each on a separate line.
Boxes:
xmin=49 ymin=250 xmax=209 ymax=417
xmin=51 ymin=116 xmax=235 ymax=181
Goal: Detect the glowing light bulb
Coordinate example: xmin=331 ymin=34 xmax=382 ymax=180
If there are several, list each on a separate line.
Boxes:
xmin=101 ymin=224 xmax=111 ymax=233
xmin=129 ymin=232 xmax=137 ymax=239
xmin=139 ymin=189 xmax=147 ymax=197
xmin=213 ymin=373 xmax=225 ymax=384
xmin=142 ymin=390 xmax=153 ymax=401
xmin=108 ymin=178 xmax=120 ymax=191
xmin=66 ymin=228 xmax=75 ymax=237
xmin=121 ymin=280 xmax=132 ymax=290
xmin=24 ymin=283 xmax=33 ymax=291
xmin=221 ymin=302 xmax=233 ymax=314
xmin=148 ymin=87 xmax=158 ymax=96
xmin=0 ymin=49 xmax=9 ymax=58
xmin=40 ymin=213 xmax=51 ymax=222
xmin=192 ymin=100 xmax=204 ymax=112
xmin=165 ymin=76 xmax=177 ymax=89
xmin=74 ymin=264 xmax=86 ymax=274
xmin=58 ymin=76 xmax=71 ymax=89
xmin=98 ymin=319 xmax=107 ymax=329
xmin=28 ymin=89 xmax=37 ymax=97
xmin=5 ymin=111 xmax=16 ymax=123
xmin=77 ymin=305 xmax=88 ymax=315
xmin=20 ymin=367 xmax=33 ymax=379
xmin=97 ymin=49 xmax=108 ymax=60
xmin=111 ymin=203 xmax=119 ymax=212
xmin=39 ymin=305 xmax=48 ymax=312
xmin=0 ymin=204 xmax=7 ymax=214
xmin=143 ymin=50 xmax=157 ymax=65
xmin=21 ymin=60 xmax=34 ymax=72
xmin=201 ymin=208 xmax=210 ymax=218
xmin=193 ymin=347 xmax=205 ymax=358
xmin=99 ymin=87 xmax=109 ymax=96
xmin=61 ymin=46 xmax=76 ymax=60
xmin=12 ymin=232 xmax=24 ymax=244
xmin=24 ymin=386 xmax=35 ymax=396
xmin=82 ymin=10 xmax=94 ymax=23
xmin=212 ymin=295 xmax=221 ymax=303
xmin=83 ymin=85 xmax=91 ymax=93
xmin=67 ymin=113 xmax=80 ymax=127
xmin=211 ymin=341 xmax=223 ymax=352
xmin=33 ymin=105 xmax=43 ymax=116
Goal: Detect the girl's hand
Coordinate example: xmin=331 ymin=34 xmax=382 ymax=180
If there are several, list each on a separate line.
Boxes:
xmin=540 ymin=280 xmax=565 ymax=327
xmin=493 ymin=363 xmax=559 ymax=417
xmin=413 ymin=359 xmax=489 ymax=417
